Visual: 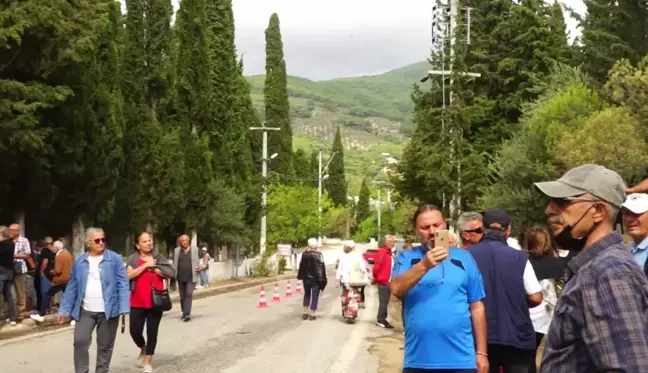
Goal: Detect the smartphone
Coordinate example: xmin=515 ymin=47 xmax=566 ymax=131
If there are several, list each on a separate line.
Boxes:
xmin=434 ymin=230 xmax=450 ymax=251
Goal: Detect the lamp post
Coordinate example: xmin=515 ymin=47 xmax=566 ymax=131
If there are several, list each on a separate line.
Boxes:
xmin=250 ymin=124 xmax=280 ymax=255
xmin=317 ymin=149 xmax=336 ymax=244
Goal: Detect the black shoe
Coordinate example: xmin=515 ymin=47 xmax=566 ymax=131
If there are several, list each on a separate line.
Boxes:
xmin=308 ymin=315 xmax=316 ymax=321
xmin=376 ymin=321 xmax=394 ymax=329
xmin=302 ymin=313 xmax=308 ymax=320
xmin=182 ymin=315 xmax=191 ymax=322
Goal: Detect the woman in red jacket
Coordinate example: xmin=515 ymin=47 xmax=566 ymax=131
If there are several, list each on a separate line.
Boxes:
xmin=126 ymin=232 xmax=174 ymax=373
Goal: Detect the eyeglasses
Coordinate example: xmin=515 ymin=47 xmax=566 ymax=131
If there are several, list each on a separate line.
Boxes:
xmin=464 ymin=227 xmax=484 ymax=234
xmin=93 ymin=237 xmax=106 ymax=244
xmin=552 ymin=197 xmax=599 ymax=207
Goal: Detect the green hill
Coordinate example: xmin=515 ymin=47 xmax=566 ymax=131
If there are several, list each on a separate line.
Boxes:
xmin=246 ymin=61 xmax=428 ymax=192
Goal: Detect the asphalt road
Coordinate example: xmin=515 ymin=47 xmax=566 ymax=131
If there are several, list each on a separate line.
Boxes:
xmin=0 ymin=277 xmax=384 ymax=373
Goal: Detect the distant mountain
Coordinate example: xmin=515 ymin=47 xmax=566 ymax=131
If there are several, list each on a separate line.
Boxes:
xmin=246 ymin=61 xmax=428 ymax=191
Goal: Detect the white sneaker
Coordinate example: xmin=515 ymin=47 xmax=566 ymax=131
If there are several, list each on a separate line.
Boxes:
xmin=196 ymin=285 xmax=204 ymax=290
xmin=70 ymin=320 xmax=76 ymax=326
xmin=30 ymin=314 xmax=45 ymax=323
xmin=143 ymin=364 xmax=153 ymax=373
xmin=9 ymin=321 xmax=16 ymax=326
xmin=136 ymin=353 xmax=145 ymax=368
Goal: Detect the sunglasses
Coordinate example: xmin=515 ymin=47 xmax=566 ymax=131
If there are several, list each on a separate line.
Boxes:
xmin=93 ymin=237 xmax=106 ymax=244
xmin=552 ymin=197 xmax=600 ymax=208
xmin=464 ymin=227 xmax=484 ymax=234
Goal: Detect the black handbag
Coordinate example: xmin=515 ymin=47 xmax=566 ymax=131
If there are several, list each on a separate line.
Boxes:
xmin=150 ymin=272 xmax=172 ymax=312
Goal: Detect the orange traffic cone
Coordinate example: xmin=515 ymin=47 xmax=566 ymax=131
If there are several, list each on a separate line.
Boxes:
xmin=272 ymin=281 xmax=281 ymax=302
xmin=257 ymin=285 xmax=269 ymax=308
xmin=285 ymin=280 xmax=293 ymax=297
xmin=295 ymin=280 xmax=303 ymax=293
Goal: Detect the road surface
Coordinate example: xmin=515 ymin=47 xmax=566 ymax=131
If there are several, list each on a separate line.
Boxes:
xmin=0 ymin=278 xmax=386 ymax=373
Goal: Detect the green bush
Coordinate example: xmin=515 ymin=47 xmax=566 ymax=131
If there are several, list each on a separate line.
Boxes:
xmin=278 ymin=256 xmax=287 ymax=274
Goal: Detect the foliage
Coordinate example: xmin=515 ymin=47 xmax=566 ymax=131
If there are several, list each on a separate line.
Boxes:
xmin=266 ymin=184 xmax=332 ymax=246
xmin=264 ymin=13 xmax=293 ymax=179
xmin=355 ymin=178 xmax=371 ymax=225
xmin=326 ymin=126 xmax=348 ymax=206
xmin=277 ymin=256 xmax=287 ymax=274
xmin=252 ymin=250 xmax=273 ymax=277
xmin=479 ymin=64 xmax=648 ymax=233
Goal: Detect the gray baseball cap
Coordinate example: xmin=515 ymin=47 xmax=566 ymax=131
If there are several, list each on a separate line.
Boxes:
xmin=533 ymin=164 xmax=627 ymax=208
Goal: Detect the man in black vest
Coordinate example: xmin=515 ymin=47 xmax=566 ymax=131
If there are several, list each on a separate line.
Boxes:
xmin=467 ymin=209 xmax=543 ymax=373
xmin=536 ymin=164 xmax=648 ymax=372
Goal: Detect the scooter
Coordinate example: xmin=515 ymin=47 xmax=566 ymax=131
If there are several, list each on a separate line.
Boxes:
xmin=341 ymin=285 xmax=362 ymax=323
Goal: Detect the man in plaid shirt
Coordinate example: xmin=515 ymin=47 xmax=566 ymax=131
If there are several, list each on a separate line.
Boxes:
xmin=9 ymin=224 xmax=31 ymax=316
xmin=534 ymin=165 xmax=648 ymax=372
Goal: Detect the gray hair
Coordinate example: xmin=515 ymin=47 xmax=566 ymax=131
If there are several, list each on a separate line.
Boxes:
xmin=85 ymin=227 xmax=105 ymax=242
xmin=0 ymin=225 xmax=8 ymax=240
xmin=52 ymin=240 xmax=64 ymax=251
xmin=384 ymin=235 xmax=396 ymax=242
xmin=456 ymin=212 xmax=483 ymax=236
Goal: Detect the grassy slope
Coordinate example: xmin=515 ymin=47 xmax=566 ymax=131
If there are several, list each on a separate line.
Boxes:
xmin=246 ymin=61 xmax=427 ymax=193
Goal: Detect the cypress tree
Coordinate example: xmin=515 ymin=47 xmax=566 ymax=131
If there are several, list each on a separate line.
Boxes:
xmin=293 ymin=148 xmax=312 ymax=183
xmin=355 ymin=178 xmax=371 ymax=224
xmin=326 ymin=126 xmax=348 ymax=206
xmin=264 ymin=13 xmax=293 ymax=178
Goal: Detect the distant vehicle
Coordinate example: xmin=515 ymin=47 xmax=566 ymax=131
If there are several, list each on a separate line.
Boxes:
xmin=363 ymin=248 xmax=379 ymax=265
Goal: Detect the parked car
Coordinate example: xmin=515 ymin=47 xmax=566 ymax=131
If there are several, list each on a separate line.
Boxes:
xmin=362 ymin=248 xmax=379 ymax=265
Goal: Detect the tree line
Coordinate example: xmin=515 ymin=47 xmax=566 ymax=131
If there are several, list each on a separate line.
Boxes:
xmin=395 ymin=0 xmax=648 ymax=234
xmin=1 ymin=0 xmax=302 ymax=253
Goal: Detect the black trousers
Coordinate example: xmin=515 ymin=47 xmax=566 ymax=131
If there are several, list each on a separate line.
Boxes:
xmin=488 ymin=344 xmax=534 ymax=373
xmin=357 ymin=285 xmax=366 ymax=303
xmin=129 ymin=307 xmax=163 ymax=355
xmin=377 ymin=284 xmax=390 ymax=323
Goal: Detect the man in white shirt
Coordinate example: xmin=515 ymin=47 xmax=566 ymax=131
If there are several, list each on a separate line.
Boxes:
xmin=59 ymin=227 xmax=130 ymax=373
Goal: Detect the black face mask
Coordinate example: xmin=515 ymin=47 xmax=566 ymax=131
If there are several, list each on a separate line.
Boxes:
xmin=552 ymin=205 xmax=597 ymax=252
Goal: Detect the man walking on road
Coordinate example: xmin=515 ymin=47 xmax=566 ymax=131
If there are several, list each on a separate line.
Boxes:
xmin=174 ymin=234 xmax=199 ymax=322
xmin=58 ymin=227 xmax=130 ymax=373
xmin=373 ymin=235 xmax=395 ymax=328
xmin=535 ymin=164 xmax=648 ymax=372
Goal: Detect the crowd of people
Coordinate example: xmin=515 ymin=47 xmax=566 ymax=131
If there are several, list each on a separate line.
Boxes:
xmin=385 ymin=164 xmax=648 ymax=373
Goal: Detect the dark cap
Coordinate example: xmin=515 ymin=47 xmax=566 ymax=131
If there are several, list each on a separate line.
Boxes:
xmin=483 ymin=209 xmax=510 ymax=231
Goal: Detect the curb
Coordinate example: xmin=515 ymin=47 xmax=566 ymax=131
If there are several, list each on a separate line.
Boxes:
xmin=0 ymin=272 xmax=298 ymax=341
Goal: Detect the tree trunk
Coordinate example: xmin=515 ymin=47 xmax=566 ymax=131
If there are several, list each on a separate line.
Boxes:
xmin=71 ymin=215 xmax=86 ymax=257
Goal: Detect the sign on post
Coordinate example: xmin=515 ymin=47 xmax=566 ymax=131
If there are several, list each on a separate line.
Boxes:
xmin=276 ymin=244 xmax=292 ymax=256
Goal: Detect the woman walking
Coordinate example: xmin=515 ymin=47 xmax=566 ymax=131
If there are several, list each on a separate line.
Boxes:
xmin=297 ymin=238 xmax=327 ymax=320
xmin=335 ymin=240 xmax=370 ymax=321
xmin=522 ymin=224 xmax=566 ymax=373
xmin=126 ymin=232 xmax=174 ymax=373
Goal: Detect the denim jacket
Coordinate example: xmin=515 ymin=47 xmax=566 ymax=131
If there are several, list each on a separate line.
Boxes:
xmin=59 ymin=249 xmax=130 ymax=321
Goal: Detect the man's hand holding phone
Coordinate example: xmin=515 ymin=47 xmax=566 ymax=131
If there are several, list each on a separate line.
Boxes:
xmin=421 ymin=246 xmax=449 ymax=270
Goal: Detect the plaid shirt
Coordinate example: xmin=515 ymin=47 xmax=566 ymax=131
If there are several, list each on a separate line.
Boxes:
xmin=13 ymin=236 xmax=31 ymax=273
xmin=540 ymin=232 xmax=648 ymax=372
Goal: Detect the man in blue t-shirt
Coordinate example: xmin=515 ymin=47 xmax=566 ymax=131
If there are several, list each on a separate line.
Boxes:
xmin=391 ymin=205 xmax=488 ymax=373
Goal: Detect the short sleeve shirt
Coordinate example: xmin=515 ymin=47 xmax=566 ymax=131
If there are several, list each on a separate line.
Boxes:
xmin=393 ymin=247 xmax=486 ymax=370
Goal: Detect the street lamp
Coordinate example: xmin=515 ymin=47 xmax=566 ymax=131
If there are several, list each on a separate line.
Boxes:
xmin=317 ymin=150 xmax=336 ymax=244
xmin=249 ymin=124 xmax=281 ymax=255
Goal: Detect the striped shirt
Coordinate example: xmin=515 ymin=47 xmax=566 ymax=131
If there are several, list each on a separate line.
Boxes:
xmin=540 ymin=232 xmax=648 ymax=372
xmin=13 ymin=236 xmax=31 ymax=273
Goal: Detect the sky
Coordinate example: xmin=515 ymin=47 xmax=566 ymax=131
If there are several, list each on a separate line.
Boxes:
xmin=166 ymin=0 xmax=587 ymax=80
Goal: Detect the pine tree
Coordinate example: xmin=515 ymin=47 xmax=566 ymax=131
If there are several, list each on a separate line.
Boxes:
xmin=578 ymin=0 xmax=648 ymax=84
xmin=355 ymin=178 xmax=371 ymax=224
xmin=264 ymin=13 xmax=293 ymax=178
xmin=326 ymin=126 xmax=348 ymax=206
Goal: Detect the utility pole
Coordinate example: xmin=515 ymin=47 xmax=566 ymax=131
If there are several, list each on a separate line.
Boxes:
xmin=426 ymin=1 xmax=479 ymax=225
xmin=317 ymin=149 xmax=336 ymax=244
xmin=373 ymin=180 xmax=389 ymax=241
xmin=250 ymin=124 xmax=280 ymax=255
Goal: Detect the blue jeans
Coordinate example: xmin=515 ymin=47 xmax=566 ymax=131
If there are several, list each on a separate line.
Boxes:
xmin=199 ymin=270 xmax=209 ymax=286
xmin=302 ymin=280 xmax=320 ymax=311
xmin=40 ymin=276 xmax=51 ymax=308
